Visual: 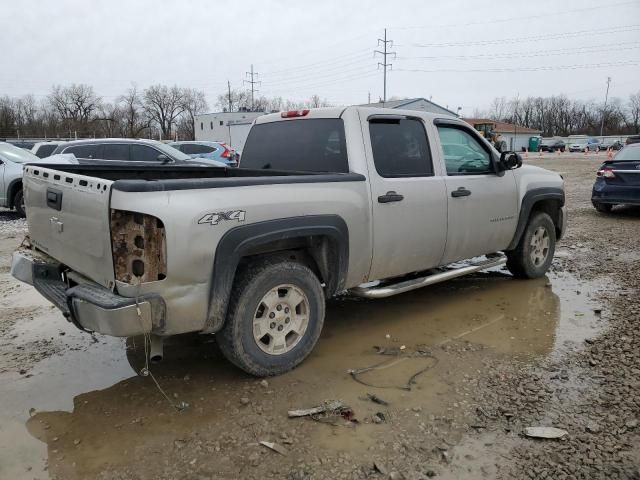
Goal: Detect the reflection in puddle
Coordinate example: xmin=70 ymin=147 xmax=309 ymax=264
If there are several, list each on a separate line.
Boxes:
xmin=0 ymin=270 xmax=610 ymax=479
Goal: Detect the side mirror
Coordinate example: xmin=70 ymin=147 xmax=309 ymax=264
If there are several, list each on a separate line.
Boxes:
xmin=499 ymin=151 xmax=522 ymax=170
xmin=157 ymin=154 xmax=173 ymax=164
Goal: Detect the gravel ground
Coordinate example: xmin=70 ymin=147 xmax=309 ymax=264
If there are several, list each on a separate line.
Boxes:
xmin=0 ymin=154 xmax=638 ymax=480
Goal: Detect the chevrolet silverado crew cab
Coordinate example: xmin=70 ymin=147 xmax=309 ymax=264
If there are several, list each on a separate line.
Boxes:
xmin=11 ymin=107 xmax=566 ymax=376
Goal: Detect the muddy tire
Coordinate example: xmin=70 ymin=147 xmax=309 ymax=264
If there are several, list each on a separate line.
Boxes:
xmin=506 ymin=211 xmax=556 ymax=279
xmin=216 ymin=258 xmax=325 ymax=377
xmin=13 ymin=188 xmax=25 ymax=217
xmin=593 ymin=202 xmax=613 ymax=214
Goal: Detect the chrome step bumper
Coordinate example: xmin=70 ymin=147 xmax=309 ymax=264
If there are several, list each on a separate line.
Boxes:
xmin=349 ymin=253 xmax=507 ymax=299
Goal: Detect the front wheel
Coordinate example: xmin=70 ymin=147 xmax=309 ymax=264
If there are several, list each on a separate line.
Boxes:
xmin=506 ymin=212 xmax=556 ymax=279
xmin=216 ymin=258 xmax=325 ymax=376
xmin=13 ymin=189 xmax=25 ymax=217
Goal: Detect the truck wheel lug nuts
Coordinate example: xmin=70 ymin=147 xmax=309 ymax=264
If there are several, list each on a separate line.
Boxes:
xmin=284 ymin=307 xmax=289 ymax=313
xmin=270 ymin=322 xmax=276 ymax=329
xmin=269 ymin=312 xmax=275 ymax=319
xmin=276 ymin=305 xmax=282 ymax=311
xmin=277 ymin=325 xmax=283 ymax=331
xmin=285 ymin=317 xmax=290 ymax=323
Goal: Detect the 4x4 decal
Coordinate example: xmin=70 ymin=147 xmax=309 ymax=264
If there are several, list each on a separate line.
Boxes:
xmin=198 ymin=210 xmax=246 ymax=226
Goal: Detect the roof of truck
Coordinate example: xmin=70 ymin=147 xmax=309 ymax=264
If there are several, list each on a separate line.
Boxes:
xmin=255 ymin=106 xmax=460 ymax=124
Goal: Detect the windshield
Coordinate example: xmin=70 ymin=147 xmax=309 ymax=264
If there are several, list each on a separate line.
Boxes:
xmin=154 ymin=142 xmax=191 ymax=161
xmin=614 ymin=146 xmax=640 ymax=161
xmin=0 ymin=142 xmax=40 ymax=164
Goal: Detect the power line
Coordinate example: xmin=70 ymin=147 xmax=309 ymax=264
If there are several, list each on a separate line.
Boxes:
xmin=374 ymin=28 xmax=396 ymax=104
xmin=395 ymin=60 xmax=640 ymax=74
xmin=392 ymin=1 xmax=638 ymax=31
xmin=261 ymin=49 xmax=372 ymax=77
xmin=412 ymin=25 xmax=640 ymax=48
xmin=243 ymin=64 xmax=260 ymax=111
xmin=398 ymin=41 xmax=640 ymax=61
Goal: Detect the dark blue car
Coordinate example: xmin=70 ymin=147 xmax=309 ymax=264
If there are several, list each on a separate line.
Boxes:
xmin=592 ymin=143 xmax=640 ymax=213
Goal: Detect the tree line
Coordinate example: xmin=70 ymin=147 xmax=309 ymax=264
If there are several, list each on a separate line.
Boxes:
xmin=0 ymin=84 xmax=330 ymax=141
xmin=477 ymin=92 xmax=640 ymax=137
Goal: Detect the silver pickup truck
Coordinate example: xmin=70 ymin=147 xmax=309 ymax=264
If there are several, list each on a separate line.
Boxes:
xmin=11 ymin=107 xmax=566 ymax=376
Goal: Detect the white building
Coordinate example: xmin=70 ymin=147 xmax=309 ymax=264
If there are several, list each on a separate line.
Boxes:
xmin=194 ymin=111 xmax=265 ymax=151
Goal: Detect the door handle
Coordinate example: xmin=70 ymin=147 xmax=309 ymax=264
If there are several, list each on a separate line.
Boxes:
xmin=451 ymin=187 xmax=471 ymax=198
xmin=378 ymin=191 xmax=404 ymax=203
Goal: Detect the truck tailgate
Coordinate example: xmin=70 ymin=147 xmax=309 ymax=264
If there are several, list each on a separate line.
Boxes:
xmin=23 ymin=165 xmax=115 ymax=288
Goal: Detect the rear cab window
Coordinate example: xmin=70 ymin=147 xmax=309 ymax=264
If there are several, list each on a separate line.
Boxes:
xmin=240 ymin=119 xmax=348 ymax=173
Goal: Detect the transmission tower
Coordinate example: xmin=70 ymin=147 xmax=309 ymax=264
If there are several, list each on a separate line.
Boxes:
xmin=374 ymin=29 xmax=396 ymax=105
xmin=244 ymin=64 xmax=260 ymax=111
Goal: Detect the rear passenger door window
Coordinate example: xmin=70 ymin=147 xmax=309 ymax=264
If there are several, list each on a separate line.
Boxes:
xmin=130 ymin=145 xmax=162 ymax=162
xmin=436 ymin=126 xmax=492 ymax=175
xmin=182 ymin=144 xmax=215 ymax=155
xmin=64 ymin=144 xmax=103 ymax=160
xmin=369 ymin=118 xmax=433 ymax=177
xmin=103 ymin=144 xmax=130 ymax=161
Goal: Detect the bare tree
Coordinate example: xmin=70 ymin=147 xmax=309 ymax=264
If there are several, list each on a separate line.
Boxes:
xmin=48 ymin=84 xmax=101 ymax=136
xmin=177 ymin=88 xmax=208 ymax=140
xmin=627 ymin=91 xmax=640 ymax=134
xmin=118 ymin=85 xmax=149 ymax=138
xmin=143 ymin=85 xmax=185 ymax=139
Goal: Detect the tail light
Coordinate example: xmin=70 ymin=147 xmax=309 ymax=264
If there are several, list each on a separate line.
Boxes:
xmin=596 ymin=167 xmax=615 ymax=178
xmin=111 ymin=210 xmax=167 ymax=284
xmin=281 ymin=109 xmax=310 ymax=118
xmin=220 ymin=145 xmax=231 ymax=158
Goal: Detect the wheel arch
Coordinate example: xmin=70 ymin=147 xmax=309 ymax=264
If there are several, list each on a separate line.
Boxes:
xmin=7 ymin=178 xmax=22 ymax=208
xmin=507 ymin=188 xmax=565 ymax=251
xmin=205 ymin=215 xmax=349 ymax=333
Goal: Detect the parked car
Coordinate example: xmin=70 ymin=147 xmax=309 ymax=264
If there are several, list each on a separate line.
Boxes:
xmin=0 ymin=142 xmax=76 ymax=217
xmin=625 ymin=135 xmax=640 ymax=145
xmin=32 ymin=141 xmax=66 ymax=159
xmin=569 ymin=138 xmax=601 ymax=152
xmin=598 ymin=139 xmax=624 ymax=151
xmin=7 ymin=140 xmax=37 ymax=150
xmin=50 ymin=138 xmax=226 ymax=166
xmin=539 ymin=139 xmax=566 ymax=152
xmin=592 ymin=144 xmax=640 ymax=213
xmin=11 ymin=107 xmax=566 ymax=376
xmin=170 ymin=141 xmax=238 ymax=167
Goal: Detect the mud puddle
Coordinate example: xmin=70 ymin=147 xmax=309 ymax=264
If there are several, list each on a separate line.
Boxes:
xmin=0 ymin=269 xmax=611 ymax=479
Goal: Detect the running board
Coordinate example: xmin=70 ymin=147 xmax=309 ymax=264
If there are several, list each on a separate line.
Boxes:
xmin=349 ymin=253 xmax=507 ymax=299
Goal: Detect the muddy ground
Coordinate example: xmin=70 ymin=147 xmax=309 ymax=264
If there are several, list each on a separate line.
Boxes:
xmin=0 ymin=153 xmax=638 ymax=480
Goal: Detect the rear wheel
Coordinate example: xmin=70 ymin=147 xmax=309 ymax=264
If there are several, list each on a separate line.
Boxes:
xmin=506 ymin=212 xmax=556 ymax=279
xmin=13 ymin=189 xmax=25 ymax=217
xmin=216 ymin=258 xmax=325 ymax=376
xmin=593 ymin=202 xmax=613 ymax=213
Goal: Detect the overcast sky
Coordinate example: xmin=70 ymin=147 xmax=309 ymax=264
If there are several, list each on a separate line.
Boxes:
xmin=2 ymin=0 xmax=639 ymax=114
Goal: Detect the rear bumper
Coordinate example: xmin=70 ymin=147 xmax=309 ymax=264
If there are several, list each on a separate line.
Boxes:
xmin=592 ymin=181 xmax=640 ymax=205
xmin=11 ymin=250 xmax=165 ymax=337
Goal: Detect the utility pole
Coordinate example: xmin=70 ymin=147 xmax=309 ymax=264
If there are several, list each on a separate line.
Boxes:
xmin=227 ymin=80 xmax=232 ymax=112
xmin=374 ymin=28 xmax=396 ymax=105
xmin=599 ymin=76 xmax=612 ymax=138
xmin=244 ymin=64 xmax=260 ymax=111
